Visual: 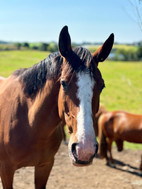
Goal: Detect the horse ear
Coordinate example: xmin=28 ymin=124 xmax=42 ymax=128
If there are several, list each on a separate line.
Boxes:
xmin=92 ymin=33 xmax=114 ymax=66
xmin=58 ymin=26 xmax=72 ymax=58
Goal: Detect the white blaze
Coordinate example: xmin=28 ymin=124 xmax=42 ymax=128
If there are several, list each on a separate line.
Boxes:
xmin=76 ymin=71 xmax=96 ymax=144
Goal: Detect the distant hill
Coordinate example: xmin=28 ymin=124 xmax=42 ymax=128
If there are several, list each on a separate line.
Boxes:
xmin=0 ymin=41 xmax=12 ymax=44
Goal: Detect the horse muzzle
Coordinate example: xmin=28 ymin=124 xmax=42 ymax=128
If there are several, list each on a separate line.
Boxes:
xmin=70 ymin=142 xmax=98 ymax=166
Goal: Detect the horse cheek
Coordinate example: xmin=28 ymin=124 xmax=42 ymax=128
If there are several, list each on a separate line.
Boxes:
xmin=58 ymin=88 xmax=65 ymax=121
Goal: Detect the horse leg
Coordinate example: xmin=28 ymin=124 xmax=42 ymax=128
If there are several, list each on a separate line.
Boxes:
xmin=0 ymin=162 xmax=14 ymax=189
xmin=107 ymin=139 xmax=115 ymax=167
xmin=107 ymin=139 xmax=113 ymax=163
xmin=140 ymin=155 xmax=142 ymax=171
xmin=34 ymin=159 xmax=54 ymax=189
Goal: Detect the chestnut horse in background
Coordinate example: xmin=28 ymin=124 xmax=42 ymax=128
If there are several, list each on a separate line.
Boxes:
xmin=95 ymin=105 xmax=124 ymax=149
xmin=98 ymin=110 xmax=142 ymax=170
xmin=94 ymin=104 xmax=107 ymax=136
xmin=0 ymin=26 xmax=114 ymax=188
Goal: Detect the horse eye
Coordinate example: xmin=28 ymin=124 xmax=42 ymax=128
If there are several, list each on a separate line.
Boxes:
xmin=61 ymin=80 xmax=68 ymax=91
xmin=68 ymin=126 xmax=73 ymax=134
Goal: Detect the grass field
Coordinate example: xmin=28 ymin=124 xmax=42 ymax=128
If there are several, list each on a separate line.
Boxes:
xmin=99 ymin=61 xmax=142 ymax=114
xmin=99 ymin=61 xmax=142 ymax=150
xmin=0 ymin=50 xmax=142 ymax=150
xmin=0 ymin=51 xmax=50 ymax=77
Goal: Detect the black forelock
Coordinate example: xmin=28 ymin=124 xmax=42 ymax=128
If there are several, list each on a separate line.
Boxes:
xmin=68 ymin=47 xmax=93 ymax=72
xmin=74 ymin=47 xmax=93 ymax=65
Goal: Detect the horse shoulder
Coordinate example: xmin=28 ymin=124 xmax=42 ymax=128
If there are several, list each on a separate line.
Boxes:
xmin=0 ymin=77 xmax=30 ymax=145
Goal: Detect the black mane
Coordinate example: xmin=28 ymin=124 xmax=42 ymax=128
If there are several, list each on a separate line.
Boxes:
xmin=69 ymin=47 xmax=93 ymax=72
xmin=13 ymin=52 xmax=62 ymax=97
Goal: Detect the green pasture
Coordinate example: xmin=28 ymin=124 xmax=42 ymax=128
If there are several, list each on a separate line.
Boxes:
xmin=0 ymin=51 xmax=50 ymax=77
xmin=0 ymin=50 xmax=141 ymax=150
xmin=99 ymin=60 xmax=142 ymax=150
xmin=99 ymin=61 xmax=142 ymax=114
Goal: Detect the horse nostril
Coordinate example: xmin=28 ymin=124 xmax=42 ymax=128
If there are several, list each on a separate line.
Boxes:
xmin=95 ymin=142 xmax=98 ymax=154
xmin=71 ymin=142 xmax=98 ymax=165
xmin=71 ymin=143 xmax=78 ymax=161
xmin=91 ymin=142 xmax=98 ymax=160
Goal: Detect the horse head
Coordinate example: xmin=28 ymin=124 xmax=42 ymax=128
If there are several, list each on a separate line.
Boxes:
xmin=58 ymin=26 xmax=114 ymax=166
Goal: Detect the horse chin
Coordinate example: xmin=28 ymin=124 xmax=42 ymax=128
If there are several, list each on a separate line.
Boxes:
xmin=72 ymin=160 xmax=93 ymax=167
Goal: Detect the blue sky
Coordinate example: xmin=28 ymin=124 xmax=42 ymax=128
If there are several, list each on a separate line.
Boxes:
xmin=0 ymin=0 xmax=142 ymax=43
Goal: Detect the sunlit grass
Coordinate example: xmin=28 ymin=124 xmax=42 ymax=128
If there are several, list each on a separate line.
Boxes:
xmin=113 ymin=141 xmax=142 ymax=150
xmin=0 ymin=51 xmax=50 ymax=77
xmin=124 ymin=142 xmax=142 ymax=150
xmin=99 ymin=61 xmax=142 ymax=114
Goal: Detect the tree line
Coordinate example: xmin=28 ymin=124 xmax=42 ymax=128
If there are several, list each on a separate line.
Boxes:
xmin=0 ymin=41 xmax=142 ymax=61
xmin=14 ymin=42 xmax=58 ymax=52
xmin=110 ymin=45 xmax=142 ymax=61
xmin=88 ymin=43 xmax=142 ymax=61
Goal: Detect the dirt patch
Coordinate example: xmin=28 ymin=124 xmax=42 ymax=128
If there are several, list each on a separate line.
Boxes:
xmin=0 ymin=144 xmax=142 ymax=189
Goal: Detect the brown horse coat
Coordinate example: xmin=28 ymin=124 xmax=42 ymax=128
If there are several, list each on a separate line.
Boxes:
xmin=98 ymin=110 xmax=142 ymax=170
xmin=99 ymin=111 xmax=142 ymax=143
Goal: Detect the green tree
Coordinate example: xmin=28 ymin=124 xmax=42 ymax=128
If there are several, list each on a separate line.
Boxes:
xmin=22 ymin=42 xmax=29 ymax=48
xmin=137 ymin=45 xmax=142 ymax=60
xmin=39 ymin=43 xmax=48 ymax=51
xmin=31 ymin=45 xmax=39 ymax=50
xmin=15 ymin=43 xmax=21 ymax=50
xmin=114 ymin=48 xmax=138 ymax=61
xmin=47 ymin=42 xmax=58 ymax=52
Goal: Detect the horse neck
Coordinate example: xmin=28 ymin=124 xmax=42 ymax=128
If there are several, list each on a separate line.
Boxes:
xmin=28 ymin=79 xmax=61 ymax=131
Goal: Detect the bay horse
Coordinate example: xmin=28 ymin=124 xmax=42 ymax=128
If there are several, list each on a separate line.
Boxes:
xmin=98 ymin=110 xmax=142 ymax=170
xmin=0 ymin=26 xmax=114 ymax=189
